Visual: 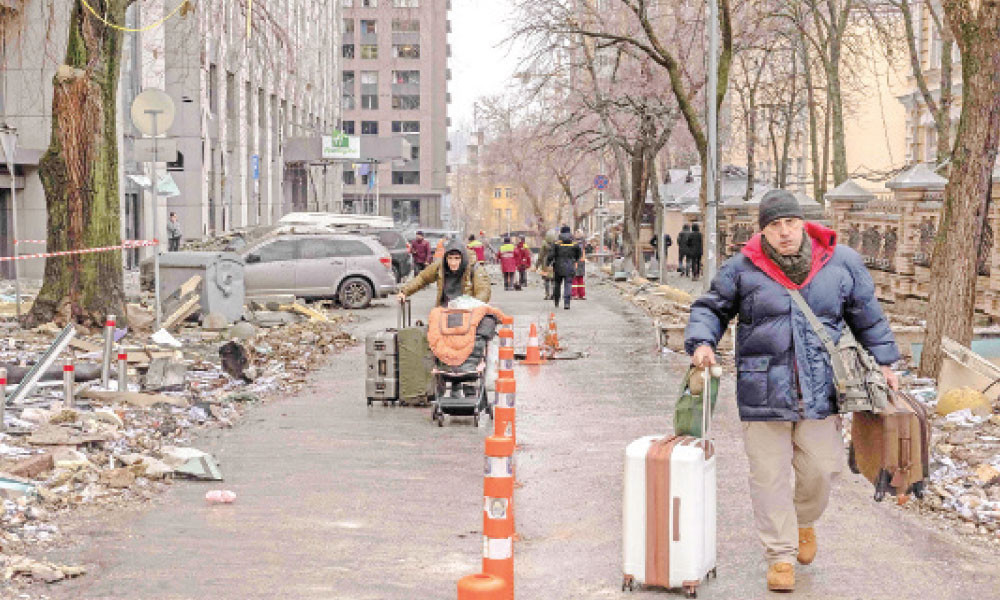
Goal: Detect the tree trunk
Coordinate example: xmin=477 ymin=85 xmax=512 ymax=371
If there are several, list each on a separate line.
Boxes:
xmin=919 ymin=3 xmax=1000 ymax=378
xmin=627 ymin=147 xmax=648 ymax=275
xmin=937 ymin=39 xmax=954 ymax=165
xmin=801 ymin=37 xmax=824 ymax=203
xmin=28 ymin=0 xmax=130 ymax=328
xmin=746 ymin=93 xmax=756 ymax=201
xmin=826 ymin=56 xmax=849 ymax=185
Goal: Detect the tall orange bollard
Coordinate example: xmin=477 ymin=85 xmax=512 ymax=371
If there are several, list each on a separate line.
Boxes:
xmin=494 ymin=377 xmax=516 ymax=443
xmin=497 ymin=346 xmax=515 ymax=381
xmin=520 ymin=323 xmax=546 ymax=365
xmin=458 ymin=573 xmax=509 ymax=599
xmin=544 ymin=313 xmax=561 ymax=354
xmin=483 ymin=435 xmax=515 ymax=599
xmin=498 ymin=321 xmax=514 ymax=350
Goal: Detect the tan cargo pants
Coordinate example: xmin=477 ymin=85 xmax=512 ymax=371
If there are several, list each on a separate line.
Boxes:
xmin=742 ymin=416 xmax=844 ymax=565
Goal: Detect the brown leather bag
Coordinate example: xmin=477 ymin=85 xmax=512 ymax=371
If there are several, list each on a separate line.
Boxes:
xmin=848 ymin=390 xmax=930 ymax=502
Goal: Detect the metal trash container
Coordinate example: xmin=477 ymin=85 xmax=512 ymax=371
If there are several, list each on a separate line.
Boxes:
xmin=155 ymin=252 xmax=245 ymax=324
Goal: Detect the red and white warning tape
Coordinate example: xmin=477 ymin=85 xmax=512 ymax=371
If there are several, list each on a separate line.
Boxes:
xmin=0 ymin=239 xmax=158 ymax=262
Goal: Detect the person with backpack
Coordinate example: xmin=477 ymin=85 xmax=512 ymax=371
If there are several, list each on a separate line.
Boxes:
xmin=467 ymin=234 xmax=486 ymax=264
xmin=684 ymin=190 xmax=900 ymax=592
xmin=546 ymin=226 xmax=582 ymax=310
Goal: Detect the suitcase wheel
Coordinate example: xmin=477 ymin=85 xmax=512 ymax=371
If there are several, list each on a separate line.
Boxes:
xmin=366 ymin=398 xmax=373 ymax=407
xmin=684 ymin=589 xmax=697 ymax=599
xmin=621 ymin=575 xmax=635 ymax=592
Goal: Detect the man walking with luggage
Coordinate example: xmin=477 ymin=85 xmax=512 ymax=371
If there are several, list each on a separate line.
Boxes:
xmin=547 ymin=226 xmax=581 ymax=310
xmin=684 ymin=190 xmax=900 ymax=592
xmin=410 ymin=231 xmax=431 ymax=274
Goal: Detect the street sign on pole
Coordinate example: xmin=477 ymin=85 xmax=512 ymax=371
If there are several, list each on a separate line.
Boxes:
xmin=596 ymin=190 xmax=606 ymax=209
xmin=251 ymin=154 xmax=260 ymax=180
xmin=594 ymin=174 xmax=609 ymax=190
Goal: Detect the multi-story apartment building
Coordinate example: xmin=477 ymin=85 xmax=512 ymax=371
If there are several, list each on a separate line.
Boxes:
xmin=896 ymin=1 xmax=962 ymax=165
xmin=339 ymin=0 xmax=449 ymax=228
xmin=0 ymin=0 xmax=341 ymax=279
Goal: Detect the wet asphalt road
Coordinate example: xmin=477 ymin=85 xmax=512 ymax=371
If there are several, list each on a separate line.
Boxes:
xmin=42 ymin=271 xmax=1000 ymax=599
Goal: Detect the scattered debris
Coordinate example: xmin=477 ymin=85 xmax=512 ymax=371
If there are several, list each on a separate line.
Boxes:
xmin=205 ymin=489 xmax=236 ymax=504
xmin=161 ymin=446 xmax=223 ymax=481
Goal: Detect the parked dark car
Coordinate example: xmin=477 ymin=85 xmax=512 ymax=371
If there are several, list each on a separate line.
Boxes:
xmin=365 ymin=228 xmax=412 ymax=282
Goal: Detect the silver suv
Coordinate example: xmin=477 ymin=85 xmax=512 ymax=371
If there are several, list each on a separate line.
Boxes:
xmin=244 ymin=233 xmax=396 ymax=309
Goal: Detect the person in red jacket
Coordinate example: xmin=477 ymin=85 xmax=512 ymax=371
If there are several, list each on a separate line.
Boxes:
xmin=498 ymin=236 xmax=517 ymax=291
xmin=467 ymin=234 xmax=486 ymax=263
xmin=515 ymin=237 xmax=531 ymax=291
xmin=409 ymin=231 xmax=431 ymax=274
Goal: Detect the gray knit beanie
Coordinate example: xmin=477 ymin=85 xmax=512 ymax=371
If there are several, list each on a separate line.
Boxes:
xmin=758 ymin=189 xmax=804 ymax=229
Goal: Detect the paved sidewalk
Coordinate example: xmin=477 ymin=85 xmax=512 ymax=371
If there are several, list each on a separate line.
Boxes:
xmin=39 ymin=274 xmax=1000 ymax=600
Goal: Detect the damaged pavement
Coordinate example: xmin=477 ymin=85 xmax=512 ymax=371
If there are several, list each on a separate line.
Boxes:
xmin=0 ymin=277 xmax=358 ymax=592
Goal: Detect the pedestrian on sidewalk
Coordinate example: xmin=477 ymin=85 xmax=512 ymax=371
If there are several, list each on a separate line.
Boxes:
xmin=515 ymin=236 xmax=531 ymax=290
xmin=677 ymin=224 xmax=691 ymax=276
xmin=546 ymin=225 xmax=581 ymax=310
xmin=499 ymin=236 xmax=517 ymax=291
xmin=167 ymin=212 xmax=183 ymax=251
xmin=537 ymin=229 xmax=556 ymax=300
xmin=572 ymin=229 xmax=587 ymax=300
xmin=467 ymin=234 xmax=486 ymax=264
xmin=398 ymin=240 xmax=491 ymax=307
xmin=687 ymin=223 xmax=703 ymax=280
xmin=410 ymin=231 xmax=431 ymax=274
xmin=684 ymin=190 xmax=900 ymax=593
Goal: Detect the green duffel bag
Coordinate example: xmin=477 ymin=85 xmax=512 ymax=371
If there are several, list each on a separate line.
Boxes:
xmin=673 ymin=367 xmax=719 ymax=438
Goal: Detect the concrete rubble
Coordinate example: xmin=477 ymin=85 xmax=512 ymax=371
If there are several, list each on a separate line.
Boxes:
xmin=0 ymin=299 xmax=359 ymax=589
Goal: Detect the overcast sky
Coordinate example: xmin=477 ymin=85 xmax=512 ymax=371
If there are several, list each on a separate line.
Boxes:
xmin=448 ymin=0 xmax=522 ymax=130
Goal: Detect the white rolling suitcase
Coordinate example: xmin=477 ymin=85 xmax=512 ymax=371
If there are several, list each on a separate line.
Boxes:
xmin=622 ymin=368 xmax=717 ymax=597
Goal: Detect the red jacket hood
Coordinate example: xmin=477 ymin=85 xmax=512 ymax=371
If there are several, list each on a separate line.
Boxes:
xmin=741 ymin=222 xmax=837 ymax=290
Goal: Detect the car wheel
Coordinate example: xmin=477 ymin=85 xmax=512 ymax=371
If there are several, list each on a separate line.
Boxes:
xmin=339 ymin=277 xmax=373 ymax=309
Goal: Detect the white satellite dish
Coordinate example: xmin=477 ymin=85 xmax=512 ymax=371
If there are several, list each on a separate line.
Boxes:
xmin=130 ymin=88 xmax=176 ymax=136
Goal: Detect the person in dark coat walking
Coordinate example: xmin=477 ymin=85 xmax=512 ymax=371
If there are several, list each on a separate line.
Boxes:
xmin=684 ymin=190 xmax=900 ymax=592
xmin=515 ymin=236 xmax=531 ymax=290
xmin=410 ymin=231 xmax=431 ymax=273
xmin=677 ymin=224 xmax=691 ymax=276
xmin=546 ymin=226 xmax=582 ymax=310
xmin=687 ymin=223 xmax=704 ymax=279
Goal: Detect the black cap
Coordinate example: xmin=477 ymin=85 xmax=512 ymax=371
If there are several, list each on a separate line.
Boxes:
xmin=560 ymin=225 xmax=571 ymax=234
xmin=758 ymin=190 xmax=804 ymax=229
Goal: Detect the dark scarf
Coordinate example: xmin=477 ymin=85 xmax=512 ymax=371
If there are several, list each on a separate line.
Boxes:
xmin=763 ymin=235 xmax=812 ymax=285
xmin=441 ymin=264 xmax=466 ymax=306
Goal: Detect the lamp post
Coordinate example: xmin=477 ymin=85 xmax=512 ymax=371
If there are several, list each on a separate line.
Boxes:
xmin=705 ymin=0 xmax=720 ymax=287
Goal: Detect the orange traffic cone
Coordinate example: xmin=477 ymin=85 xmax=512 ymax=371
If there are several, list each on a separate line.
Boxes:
xmin=458 ymin=573 xmax=509 ymax=599
xmin=544 ymin=313 xmax=561 ymax=355
xmin=520 ymin=323 xmax=546 ymax=365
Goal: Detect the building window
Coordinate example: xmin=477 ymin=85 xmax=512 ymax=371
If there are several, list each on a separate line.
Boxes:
xmin=392 ymin=70 xmax=420 ymax=85
xmin=391 ymin=121 xmax=420 ymax=133
xmin=362 ymin=94 xmax=379 ymax=109
xmin=392 ymin=95 xmax=420 ymax=109
xmin=342 ymin=18 xmax=355 ymax=34
xmin=361 ymin=44 xmax=379 ymax=59
xmin=362 ymin=121 xmax=379 ymax=135
xmin=361 ymin=71 xmax=378 ymax=109
xmin=494 ymin=188 xmax=502 ymax=198
xmin=362 ymin=0 xmax=377 ymax=6
xmin=361 ymin=19 xmax=377 ymax=34
xmin=393 ymin=0 xmax=419 ymax=6
xmin=342 ymin=44 xmax=355 ymax=59
xmin=393 ymin=44 xmax=420 ymax=58
xmin=392 ymin=19 xmax=420 ymax=31
xmin=342 ymin=71 xmax=355 ymax=110
xmin=339 ymin=120 xmax=355 ymax=135
xmin=392 ymin=171 xmax=420 ymax=185
xmin=342 ymin=0 xmax=353 ymax=6
xmin=343 ymin=170 xmax=356 ymax=185
xmin=410 ymin=145 xmax=419 ymax=160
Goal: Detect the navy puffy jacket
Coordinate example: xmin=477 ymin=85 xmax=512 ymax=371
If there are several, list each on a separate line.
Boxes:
xmin=684 ymin=222 xmax=900 ymax=422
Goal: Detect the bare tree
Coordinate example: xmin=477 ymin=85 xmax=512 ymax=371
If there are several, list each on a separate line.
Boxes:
xmin=919 ymin=0 xmax=1000 ymax=378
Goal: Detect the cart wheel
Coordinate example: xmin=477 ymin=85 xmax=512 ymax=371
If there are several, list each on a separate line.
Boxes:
xmin=367 ymin=398 xmax=373 ymax=407
xmin=685 ymin=590 xmax=697 ymax=599
xmin=473 ymin=414 xmax=480 ymax=427
xmin=437 ymin=415 xmax=444 ymax=427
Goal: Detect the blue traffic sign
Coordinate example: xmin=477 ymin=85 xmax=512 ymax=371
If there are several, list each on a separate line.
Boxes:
xmin=594 ymin=174 xmax=609 ymax=190
xmin=251 ymin=154 xmax=259 ymax=180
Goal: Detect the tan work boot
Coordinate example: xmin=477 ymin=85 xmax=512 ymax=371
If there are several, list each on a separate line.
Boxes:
xmin=766 ymin=562 xmax=795 ymax=592
xmin=797 ymin=527 xmax=817 ymax=565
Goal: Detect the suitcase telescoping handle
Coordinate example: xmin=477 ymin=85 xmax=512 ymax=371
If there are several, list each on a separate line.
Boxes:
xmin=398 ymin=298 xmax=412 ymax=329
xmin=701 ymin=366 xmax=720 ymax=440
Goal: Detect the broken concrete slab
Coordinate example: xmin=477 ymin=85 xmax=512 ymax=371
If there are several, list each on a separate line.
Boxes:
xmin=80 ymin=389 xmax=188 ymax=408
xmin=251 ymin=311 xmax=301 ymax=328
xmin=143 ymin=357 xmax=188 ymax=391
xmin=280 ymin=303 xmax=330 ymax=323
xmin=5 ymin=453 xmax=54 ymax=479
xmin=939 ymin=336 xmax=1000 ymax=403
xmin=161 ymin=446 xmax=223 ymax=481
xmin=100 ymin=467 xmax=136 ymax=489
xmin=201 ymin=312 xmax=228 ymax=331
xmin=229 ymin=321 xmax=257 ymax=340
xmin=27 ymin=425 xmax=109 ymax=446
xmin=52 ymin=448 xmax=93 ymax=469
xmin=0 ymin=475 xmax=37 ymax=499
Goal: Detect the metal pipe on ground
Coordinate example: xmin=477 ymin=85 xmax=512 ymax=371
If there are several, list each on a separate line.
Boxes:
xmin=63 ymin=361 xmax=75 ymax=407
xmin=101 ymin=314 xmax=116 ymax=389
